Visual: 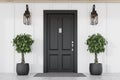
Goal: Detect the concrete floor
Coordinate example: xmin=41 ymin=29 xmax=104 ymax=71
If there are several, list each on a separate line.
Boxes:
xmin=0 ymin=73 xmax=120 ymax=80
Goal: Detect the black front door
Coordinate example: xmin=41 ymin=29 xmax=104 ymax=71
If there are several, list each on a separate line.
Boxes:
xmin=44 ymin=10 xmax=77 ymax=73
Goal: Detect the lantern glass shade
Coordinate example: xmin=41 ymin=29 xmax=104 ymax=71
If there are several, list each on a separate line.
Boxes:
xmin=91 ymin=5 xmax=98 ymax=25
xmin=23 ymin=4 xmax=31 ymax=25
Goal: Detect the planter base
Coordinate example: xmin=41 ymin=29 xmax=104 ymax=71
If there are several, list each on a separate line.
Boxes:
xmin=89 ymin=63 xmax=102 ymax=75
xmin=16 ymin=63 xmax=29 ymax=75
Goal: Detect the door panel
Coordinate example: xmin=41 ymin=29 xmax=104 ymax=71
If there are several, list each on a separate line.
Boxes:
xmin=62 ymin=15 xmax=73 ymax=50
xmin=49 ymin=15 xmax=58 ymax=50
xmin=44 ymin=10 xmax=77 ymax=73
xmin=49 ymin=54 xmax=58 ymax=70
xmin=62 ymin=54 xmax=72 ymax=69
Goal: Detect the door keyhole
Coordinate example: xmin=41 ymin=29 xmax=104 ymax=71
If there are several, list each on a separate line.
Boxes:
xmin=58 ymin=28 xmax=62 ymax=33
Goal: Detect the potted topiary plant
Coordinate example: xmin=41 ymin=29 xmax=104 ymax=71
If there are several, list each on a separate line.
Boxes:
xmin=86 ymin=33 xmax=107 ymax=75
xmin=13 ymin=34 xmax=34 ymax=75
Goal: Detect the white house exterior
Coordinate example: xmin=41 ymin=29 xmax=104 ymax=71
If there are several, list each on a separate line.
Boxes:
xmin=0 ymin=3 xmax=120 ymax=73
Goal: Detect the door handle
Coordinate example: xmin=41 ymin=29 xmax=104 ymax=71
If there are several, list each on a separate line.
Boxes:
xmin=71 ymin=41 xmax=74 ymax=51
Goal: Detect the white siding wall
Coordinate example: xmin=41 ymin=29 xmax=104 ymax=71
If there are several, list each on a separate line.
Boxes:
xmin=0 ymin=4 xmax=14 ymax=73
xmin=0 ymin=3 xmax=119 ymax=73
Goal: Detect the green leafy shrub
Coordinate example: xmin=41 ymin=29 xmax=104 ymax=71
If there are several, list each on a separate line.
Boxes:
xmin=13 ymin=34 xmax=34 ymax=63
xmin=86 ymin=33 xmax=107 ymax=63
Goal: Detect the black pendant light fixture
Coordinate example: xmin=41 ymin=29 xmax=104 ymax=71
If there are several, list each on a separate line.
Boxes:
xmin=91 ymin=4 xmax=98 ymax=25
xmin=23 ymin=4 xmax=31 ymax=25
